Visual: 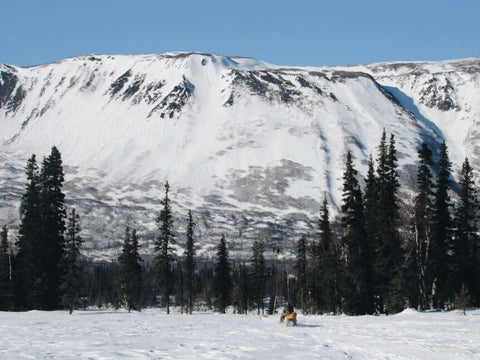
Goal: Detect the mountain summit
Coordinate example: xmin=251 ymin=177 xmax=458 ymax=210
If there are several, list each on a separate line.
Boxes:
xmin=1 ymin=53 xmax=479 ymax=258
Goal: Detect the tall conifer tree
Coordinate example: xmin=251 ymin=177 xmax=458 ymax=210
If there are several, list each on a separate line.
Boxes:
xmin=38 ymin=146 xmax=66 ymax=309
xmin=377 ymin=132 xmax=403 ymax=313
xmin=340 ymin=151 xmax=374 ymax=315
xmin=184 ymin=210 xmax=196 ymax=314
xmin=60 ymin=209 xmax=83 ymax=314
xmin=15 ymin=154 xmax=41 ymax=309
xmin=318 ymin=194 xmax=341 ymax=314
xmin=154 ymin=182 xmax=176 ymax=314
xmin=453 ymin=157 xmax=479 ymax=306
xmin=213 ymin=234 xmax=232 ymax=313
xmin=430 ymin=141 xmax=453 ymax=308
xmin=15 ymin=148 xmax=66 ymax=310
xmin=308 ymin=195 xmax=334 ymax=314
xmin=251 ymin=240 xmax=266 ymax=314
xmin=413 ymin=142 xmax=435 ymax=309
xmin=118 ymin=227 xmax=142 ymax=311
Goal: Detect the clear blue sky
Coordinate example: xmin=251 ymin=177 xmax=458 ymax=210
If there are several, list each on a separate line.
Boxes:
xmin=1 ymin=0 xmax=478 ymax=67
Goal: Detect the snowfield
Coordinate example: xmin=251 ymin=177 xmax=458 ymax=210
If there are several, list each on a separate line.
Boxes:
xmin=0 ymin=308 xmax=479 ymax=359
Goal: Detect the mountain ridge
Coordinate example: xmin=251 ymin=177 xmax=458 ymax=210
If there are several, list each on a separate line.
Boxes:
xmin=1 ymin=53 xmax=479 ymax=259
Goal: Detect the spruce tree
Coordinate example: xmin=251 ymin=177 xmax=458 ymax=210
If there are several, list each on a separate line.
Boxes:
xmin=213 ymin=234 xmax=232 ymax=313
xmin=15 ymin=149 xmax=67 ymax=310
xmin=60 ymin=209 xmax=83 ymax=314
xmin=318 ymin=194 xmax=341 ymax=314
xmin=184 ymin=210 xmax=196 ymax=314
xmin=118 ymin=227 xmax=143 ymax=312
xmin=363 ymin=154 xmax=380 ymax=309
xmin=15 ymin=154 xmax=41 ymax=309
xmin=453 ymin=157 xmax=479 ymax=306
xmin=430 ymin=141 xmax=453 ymax=308
xmin=0 ymin=225 xmax=13 ymax=310
xmin=250 ymin=240 xmax=266 ymax=314
xmin=412 ymin=142 xmax=435 ymax=310
xmin=130 ymin=229 xmax=142 ymax=308
xmin=154 ymin=182 xmax=176 ymax=314
xmin=377 ymin=132 xmax=403 ymax=313
xmin=38 ymin=146 xmax=66 ymax=309
xmin=303 ymin=194 xmax=338 ymax=314
xmin=340 ymin=151 xmax=374 ymax=315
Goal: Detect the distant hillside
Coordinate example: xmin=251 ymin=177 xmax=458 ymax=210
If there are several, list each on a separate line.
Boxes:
xmin=1 ymin=53 xmax=479 ymax=259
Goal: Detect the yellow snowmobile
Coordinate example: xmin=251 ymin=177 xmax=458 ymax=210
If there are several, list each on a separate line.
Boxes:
xmin=280 ymin=304 xmax=297 ymax=326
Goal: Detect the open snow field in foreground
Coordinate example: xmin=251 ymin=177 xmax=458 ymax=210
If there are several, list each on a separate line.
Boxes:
xmin=0 ymin=308 xmax=479 ymax=359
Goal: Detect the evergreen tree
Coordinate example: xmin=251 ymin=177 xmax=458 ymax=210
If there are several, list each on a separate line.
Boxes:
xmin=430 ymin=141 xmax=453 ymax=308
xmin=453 ymin=157 xmax=479 ymax=306
xmin=0 ymin=225 xmax=13 ymax=310
xmin=340 ymin=151 xmax=375 ymax=315
xmin=318 ymin=194 xmax=341 ymax=314
xmin=363 ymin=154 xmax=380 ymax=309
xmin=15 ymin=149 xmax=67 ymax=310
xmin=154 ymin=182 xmax=176 ymax=314
xmin=213 ymin=234 xmax=232 ymax=313
xmin=60 ymin=209 xmax=83 ymax=314
xmin=412 ymin=142 xmax=435 ymax=310
xmin=131 ymin=230 xmax=142 ymax=285
xmin=307 ymin=198 xmax=336 ymax=315
xmin=38 ymin=146 xmax=66 ymax=309
xmin=294 ymin=235 xmax=307 ymax=313
xmin=15 ymin=154 xmax=41 ymax=309
xmin=118 ymin=227 xmax=142 ymax=312
xmin=375 ymin=132 xmax=403 ymax=313
xmin=184 ymin=210 xmax=196 ymax=314
xmin=250 ymin=240 xmax=266 ymax=314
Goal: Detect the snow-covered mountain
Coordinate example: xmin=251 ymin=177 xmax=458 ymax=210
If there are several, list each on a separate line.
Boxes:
xmin=1 ymin=53 xmax=479 ymax=259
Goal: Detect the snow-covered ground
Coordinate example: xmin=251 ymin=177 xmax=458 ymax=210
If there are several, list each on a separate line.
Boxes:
xmin=0 ymin=308 xmax=478 ymax=359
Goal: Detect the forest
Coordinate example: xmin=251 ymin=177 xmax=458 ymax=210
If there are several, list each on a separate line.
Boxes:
xmin=0 ymin=129 xmax=479 ymax=315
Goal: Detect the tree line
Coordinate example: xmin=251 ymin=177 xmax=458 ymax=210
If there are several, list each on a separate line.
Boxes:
xmin=294 ymin=130 xmax=479 ymax=315
xmin=0 ymin=130 xmax=479 ymax=315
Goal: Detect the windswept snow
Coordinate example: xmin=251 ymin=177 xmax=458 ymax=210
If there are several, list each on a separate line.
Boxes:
xmin=0 ymin=309 xmax=479 ymax=359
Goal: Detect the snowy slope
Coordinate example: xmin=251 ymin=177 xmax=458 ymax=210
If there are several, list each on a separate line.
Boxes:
xmin=0 ymin=53 xmax=479 ymax=259
xmin=0 ymin=308 xmax=479 ymax=359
